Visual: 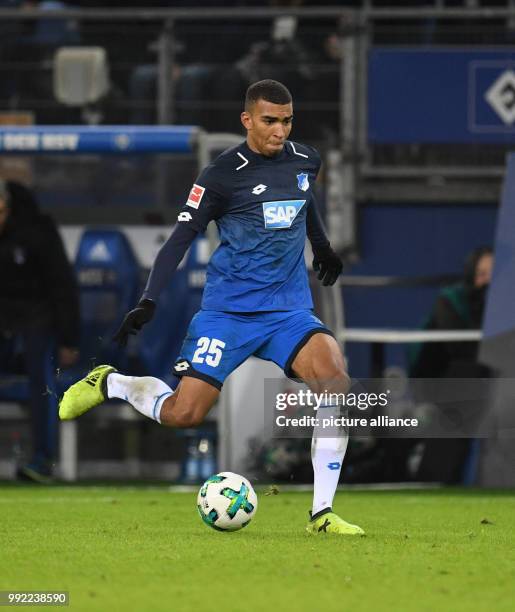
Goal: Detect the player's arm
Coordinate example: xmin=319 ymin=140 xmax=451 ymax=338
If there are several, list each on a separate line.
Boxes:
xmin=113 ymin=178 xmax=226 ymax=345
xmin=306 ymin=193 xmax=343 ymax=287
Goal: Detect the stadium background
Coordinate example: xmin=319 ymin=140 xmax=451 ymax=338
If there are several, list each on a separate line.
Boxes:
xmin=0 ymin=1 xmax=514 ymax=487
xmin=2 ymin=4 xmax=515 ymax=612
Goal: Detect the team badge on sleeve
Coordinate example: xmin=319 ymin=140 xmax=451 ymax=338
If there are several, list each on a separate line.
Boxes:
xmin=297 ymin=173 xmax=309 ymax=192
xmin=186 ymin=184 xmax=205 ymax=209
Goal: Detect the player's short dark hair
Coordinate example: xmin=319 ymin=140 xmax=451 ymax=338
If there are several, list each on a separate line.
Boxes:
xmin=245 ymin=79 xmax=292 ymax=109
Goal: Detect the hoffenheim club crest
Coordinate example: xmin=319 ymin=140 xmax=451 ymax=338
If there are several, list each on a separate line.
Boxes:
xmin=297 ymin=173 xmax=309 ymax=192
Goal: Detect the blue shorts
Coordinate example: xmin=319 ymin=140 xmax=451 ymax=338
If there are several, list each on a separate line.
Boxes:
xmin=172 ymin=309 xmax=332 ymax=390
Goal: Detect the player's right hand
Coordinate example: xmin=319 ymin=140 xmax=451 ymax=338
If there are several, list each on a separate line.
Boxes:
xmin=113 ymin=299 xmax=156 ymax=346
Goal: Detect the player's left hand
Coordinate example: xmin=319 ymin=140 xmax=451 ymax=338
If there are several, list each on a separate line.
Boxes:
xmin=312 ymin=246 xmax=343 ymax=286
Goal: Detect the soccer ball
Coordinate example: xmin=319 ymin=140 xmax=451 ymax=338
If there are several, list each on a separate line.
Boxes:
xmin=197 ymin=471 xmax=258 ymax=532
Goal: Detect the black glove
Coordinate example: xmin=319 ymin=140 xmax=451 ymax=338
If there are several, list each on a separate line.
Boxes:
xmin=113 ymin=299 xmax=156 ymax=346
xmin=312 ymin=245 xmax=343 ymax=287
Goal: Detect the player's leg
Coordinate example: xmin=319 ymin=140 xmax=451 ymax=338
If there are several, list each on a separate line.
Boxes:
xmin=290 ymin=332 xmax=364 ymax=535
xmin=290 ymin=331 xmax=350 ymax=393
xmin=60 ymin=310 xmax=258 ymax=427
xmin=158 ymin=377 xmax=219 ymax=427
xmin=105 ymin=371 xmax=219 ymax=427
xmin=291 ymin=333 xmax=349 ymax=518
xmin=256 ymin=312 xmax=362 ymax=533
xmin=59 ymin=363 xmax=219 ymax=426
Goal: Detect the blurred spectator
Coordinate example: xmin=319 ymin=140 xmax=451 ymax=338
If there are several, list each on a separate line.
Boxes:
xmin=129 ymin=60 xmax=215 ymax=126
xmin=129 ymin=36 xmax=215 ymax=126
xmin=20 ymin=0 xmax=80 ymax=47
xmin=409 ymin=246 xmax=494 ymax=484
xmin=0 ymin=180 xmax=80 ymax=482
xmin=311 ymin=31 xmax=343 ymax=141
xmin=235 ymin=16 xmax=314 ymax=87
xmin=0 ymin=0 xmax=80 ymax=121
xmin=341 ymin=247 xmax=495 ymax=486
xmin=212 ymin=11 xmax=317 ymax=133
xmin=411 ymin=246 xmax=493 ymax=379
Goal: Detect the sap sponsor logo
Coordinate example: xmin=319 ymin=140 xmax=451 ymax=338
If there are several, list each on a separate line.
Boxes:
xmin=178 ymin=211 xmax=192 ymax=222
xmin=252 ymin=183 xmax=267 ymax=195
xmin=186 ymin=184 xmax=205 ymax=209
xmin=297 ymin=172 xmax=309 ymax=192
xmin=262 ymin=199 xmax=306 ymax=229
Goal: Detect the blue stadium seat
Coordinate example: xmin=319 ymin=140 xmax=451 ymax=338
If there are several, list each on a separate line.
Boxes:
xmin=56 ymin=227 xmax=140 ymax=392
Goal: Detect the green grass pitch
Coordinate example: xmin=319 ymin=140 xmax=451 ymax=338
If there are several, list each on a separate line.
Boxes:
xmin=1 ymin=486 xmax=514 ymax=611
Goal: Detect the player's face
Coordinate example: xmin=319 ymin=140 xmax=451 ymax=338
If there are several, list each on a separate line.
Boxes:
xmin=241 ymin=99 xmax=293 ymax=157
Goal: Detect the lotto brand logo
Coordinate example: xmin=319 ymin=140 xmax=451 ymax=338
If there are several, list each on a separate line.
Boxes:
xmin=174 ymin=360 xmax=190 ymax=372
xmin=327 ymin=462 xmax=341 ymax=471
xmin=262 ymin=200 xmax=306 ymax=229
xmin=252 ymin=184 xmax=267 ymax=195
xmin=186 ymin=184 xmax=205 ymax=209
xmin=178 ymin=211 xmax=192 ymax=222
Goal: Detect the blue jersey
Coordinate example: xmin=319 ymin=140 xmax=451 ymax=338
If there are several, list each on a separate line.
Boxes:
xmin=181 ymin=140 xmax=321 ymax=312
xmin=142 ymin=140 xmax=330 ymax=313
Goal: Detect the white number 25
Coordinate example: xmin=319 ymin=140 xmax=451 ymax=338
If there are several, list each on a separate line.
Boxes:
xmin=192 ymin=337 xmax=226 ymax=368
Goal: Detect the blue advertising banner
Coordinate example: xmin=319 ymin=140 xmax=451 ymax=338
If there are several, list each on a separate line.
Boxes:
xmin=0 ymin=126 xmax=199 ymax=154
xmin=369 ymin=48 xmax=515 ymax=143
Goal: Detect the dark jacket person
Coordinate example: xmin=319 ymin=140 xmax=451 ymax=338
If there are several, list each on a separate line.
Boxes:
xmin=0 ymin=179 xmax=79 ymax=481
xmin=410 ymin=247 xmax=493 ymax=484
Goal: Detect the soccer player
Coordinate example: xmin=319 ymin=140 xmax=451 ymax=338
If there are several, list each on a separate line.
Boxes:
xmin=60 ymin=80 xmax=364 ymax=536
